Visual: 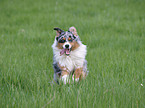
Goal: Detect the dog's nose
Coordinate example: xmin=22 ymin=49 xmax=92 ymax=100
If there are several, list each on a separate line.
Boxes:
xmin=65 ymin=44 xmax=69 ymax=48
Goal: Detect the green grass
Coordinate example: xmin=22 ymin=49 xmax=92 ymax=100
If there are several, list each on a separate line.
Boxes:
xmin=0 ymin=0 xmax=145 ymax=107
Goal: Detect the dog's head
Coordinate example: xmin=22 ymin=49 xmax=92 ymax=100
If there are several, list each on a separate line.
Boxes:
xmin=54 ymin=27 xmax=80 ymax=56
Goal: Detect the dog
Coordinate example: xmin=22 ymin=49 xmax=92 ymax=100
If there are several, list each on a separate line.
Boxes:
xmin=52 ymin=26 xmax=88 ymax=84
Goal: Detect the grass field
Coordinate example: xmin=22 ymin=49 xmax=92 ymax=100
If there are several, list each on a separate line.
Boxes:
xmin=0 ymin=0 xmax=145 ymax=107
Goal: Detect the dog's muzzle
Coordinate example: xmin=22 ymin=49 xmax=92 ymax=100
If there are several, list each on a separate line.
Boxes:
xmin=60 ymin=48 xmax=71 ymax=56
xmin=60 ymin=42 xmax=72 ymax=56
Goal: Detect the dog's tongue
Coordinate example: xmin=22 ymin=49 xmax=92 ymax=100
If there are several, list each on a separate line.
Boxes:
xmin=60 ymin=49 xmax=70 ymax=56
xmin=65 ymin=49 xmax=70 ymax=55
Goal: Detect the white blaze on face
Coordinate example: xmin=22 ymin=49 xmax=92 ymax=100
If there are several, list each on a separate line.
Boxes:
xmin=63 ymin=42 xmax=71 ymax=49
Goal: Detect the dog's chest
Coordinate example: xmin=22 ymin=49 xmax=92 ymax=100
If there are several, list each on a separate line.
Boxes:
xmin=53 ymin=44 xmax=87 ymax=73
xmin=58 ymin=55 xmax=84 ymax=72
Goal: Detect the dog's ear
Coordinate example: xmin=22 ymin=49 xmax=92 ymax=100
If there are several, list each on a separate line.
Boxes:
xmin=69 ymin=26 xmax=78 ymax=36
xmin=54 ymin=27 xmax=64 ymax=37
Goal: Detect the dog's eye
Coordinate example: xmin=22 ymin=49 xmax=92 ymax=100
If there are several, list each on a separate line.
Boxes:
xmin=59 ymin=39 xmax=66 ymax=43
xmin=68 ymin=37 xmax=73 ymax=42
xmin=69 ymin=39 xmax=73 ymax=42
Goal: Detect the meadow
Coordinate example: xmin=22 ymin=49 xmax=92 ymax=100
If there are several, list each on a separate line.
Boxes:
xmin=0 ymin=0 xmax=145 ymax=107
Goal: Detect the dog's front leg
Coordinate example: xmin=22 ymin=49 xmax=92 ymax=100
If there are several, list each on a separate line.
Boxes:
xmin=72 ymin=68 xmax=85 ymax=82
xmin=60 ymin=71 xmax=69 ymax=84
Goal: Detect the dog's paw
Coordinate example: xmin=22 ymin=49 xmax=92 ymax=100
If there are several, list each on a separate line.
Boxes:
xmin=61 ymin=75 xmax=69 ymax=84
xmin=72 ymin=75 xmax=79 ymax=82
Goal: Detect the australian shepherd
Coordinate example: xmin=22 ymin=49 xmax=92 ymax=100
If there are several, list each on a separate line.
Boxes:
xmin=52 ymin=26 xmax=88 ymax=84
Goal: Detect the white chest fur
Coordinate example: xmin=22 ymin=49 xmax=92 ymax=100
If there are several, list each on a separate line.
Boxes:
xmin=52 ymin=43 xmax=87 ymax=72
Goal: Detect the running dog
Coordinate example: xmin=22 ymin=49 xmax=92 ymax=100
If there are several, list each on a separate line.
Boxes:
xmin=52 ymin=26 xmax=88 ymax=84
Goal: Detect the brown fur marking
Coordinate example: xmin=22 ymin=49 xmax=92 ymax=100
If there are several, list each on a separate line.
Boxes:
xmin=70 ymin=41 xmax=80 ymax=51
xmin=56 ymin=42 xmax=64 ymax=49
xmin=58 ymin=63 xmax=69 ymax=78
xmin=73 ymin=68 xmax=86 ymax=80
xmin=61 ymin=71 xmax=69 ymax=76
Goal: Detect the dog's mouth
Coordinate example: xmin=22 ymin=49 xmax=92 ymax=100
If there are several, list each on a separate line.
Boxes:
xmin=60 ymin=48 xmax=71 ymax=56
